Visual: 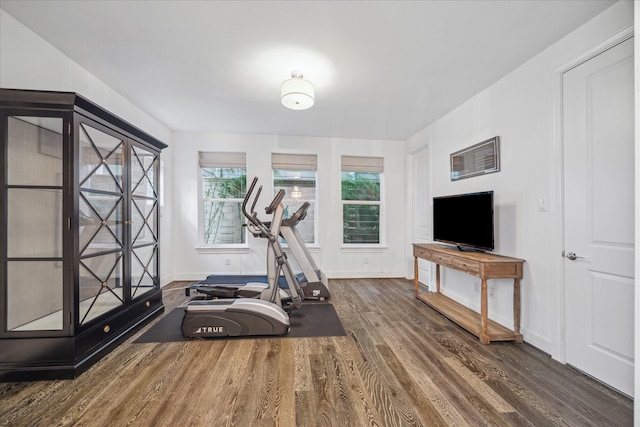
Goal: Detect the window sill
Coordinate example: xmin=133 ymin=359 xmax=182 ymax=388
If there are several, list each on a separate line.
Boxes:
xmin=340 ymin=245 xmax=388 ymax=252
xmin=282 ymin=243 xmax=320 ymax=251
xmin=196 ymin=245 xmax=249 ymax=254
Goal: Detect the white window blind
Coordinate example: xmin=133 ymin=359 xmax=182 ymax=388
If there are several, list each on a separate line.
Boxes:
xmin=272 ymin=153 xmax=317 ymax=171
xmin=199 ymin=152 xmax=246 ymax=168
xmin=341 ymin=155 xmax=384 ymax=173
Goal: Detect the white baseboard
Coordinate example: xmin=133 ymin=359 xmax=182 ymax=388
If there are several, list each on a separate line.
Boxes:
xmin=324 ymin=271 xmax=406 ymax=279
xmin=161 ymin=274 xmax=175 ymax=287
xmin=520 ymin=328 xmax=553 ymax=355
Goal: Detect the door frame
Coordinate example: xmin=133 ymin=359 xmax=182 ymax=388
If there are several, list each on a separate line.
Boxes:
xmin=550 ymin=27 xmax=634 ymax=365
xmin=406 ymin=141 xmax=432 ymax=283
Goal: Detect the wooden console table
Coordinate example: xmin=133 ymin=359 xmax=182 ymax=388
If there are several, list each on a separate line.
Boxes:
xmin=413 ymin=243 xmax=524 ymax=344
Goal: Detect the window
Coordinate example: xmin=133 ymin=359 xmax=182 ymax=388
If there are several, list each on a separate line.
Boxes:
xmin=272 ymin=153 xmax=317 ymax=244
xmin=199 ymin=152 xmax=246 ymax=245
xmin=341 ymin=156 xmax=383 ymax=244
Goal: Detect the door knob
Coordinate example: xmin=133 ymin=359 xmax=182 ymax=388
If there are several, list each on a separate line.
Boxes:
xmin=564 ymin=251 xmax=585 ymax=261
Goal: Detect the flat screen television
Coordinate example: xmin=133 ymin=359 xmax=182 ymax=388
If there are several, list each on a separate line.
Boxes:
xmin=433 ymin=191 xmax=494 ymax=252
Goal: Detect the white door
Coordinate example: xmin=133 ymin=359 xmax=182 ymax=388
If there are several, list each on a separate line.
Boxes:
xmin=563 ymin=37 xmax=634 ymax=397
xmin=412 ymin=147 xmax=430 ymax=283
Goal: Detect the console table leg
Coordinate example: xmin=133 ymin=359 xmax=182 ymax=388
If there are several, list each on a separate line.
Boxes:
xmin=514 ymin=278 xmax=523 ymax=343
xmin=480 ymin=279 xmax=490 ymax=344
xmin=414 ymin=256 xmax=419 ymax=297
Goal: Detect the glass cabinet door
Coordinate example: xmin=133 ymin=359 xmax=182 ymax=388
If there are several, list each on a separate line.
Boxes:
xmin=130 ymin=145 xmax=159 ymax=298
xmin=77 ymin=122 xmax=125 ymax=325
xmin=5 ymin=116 xmax=65 ymax=331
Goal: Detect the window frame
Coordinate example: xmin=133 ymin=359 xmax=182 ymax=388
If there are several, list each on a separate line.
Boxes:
xmin=197 ymin=152 xmax=248 ymax=249
xmin=272 ymin=153 xmax=318 ymax=247
xmin=340 ymin=156 xmax=384 ymax=247
xmin=272 ymin=168 xmax=318 ymax=246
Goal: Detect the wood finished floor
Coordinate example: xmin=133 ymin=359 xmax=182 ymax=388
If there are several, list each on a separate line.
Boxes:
xmin=0 ymin=278 xmax=633 ymax=426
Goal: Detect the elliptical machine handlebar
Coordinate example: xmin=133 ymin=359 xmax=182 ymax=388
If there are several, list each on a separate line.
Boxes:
xmin=266 ymin=188 xmax=286 ymax=215
xmin=242 ymin=176 xmax=259 ymax=226
xmin=242 ymin=177 xmax=264 ymax=236
xmin=250 ymin=184 xmax=262 ymax=220
xmin=242 ymin=177 xmax=286 ymax=238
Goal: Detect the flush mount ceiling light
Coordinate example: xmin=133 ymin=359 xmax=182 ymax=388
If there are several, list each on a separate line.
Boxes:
xmin=281 ymin=71 xmax=314 ymax=110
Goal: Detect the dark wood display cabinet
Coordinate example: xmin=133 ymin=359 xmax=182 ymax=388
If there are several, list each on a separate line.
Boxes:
xmin=0 ymin=89 xmax=167 ymax=381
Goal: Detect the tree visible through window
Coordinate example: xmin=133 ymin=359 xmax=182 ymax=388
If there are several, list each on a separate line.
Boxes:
xmin=199 ymin=152 xmax=247 ymax=245
xmin=341 ymin=171 xmax=381 ymax=244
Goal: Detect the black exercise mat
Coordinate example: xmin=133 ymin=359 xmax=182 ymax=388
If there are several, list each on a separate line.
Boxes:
xmin=134 ymin=303 xmax=345 ymax=343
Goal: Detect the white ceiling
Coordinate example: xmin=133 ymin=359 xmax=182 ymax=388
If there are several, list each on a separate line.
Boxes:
xmin=1 ymin=0 xmax=617 ymax=140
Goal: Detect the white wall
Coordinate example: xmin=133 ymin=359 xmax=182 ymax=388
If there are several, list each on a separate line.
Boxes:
xmin=406 ymin=1 xmax=634 ymax=355
xmin=171 ymin=132 xmax=406 ymax=280
xmin=0 ymin=10 xmax=175 ymax=285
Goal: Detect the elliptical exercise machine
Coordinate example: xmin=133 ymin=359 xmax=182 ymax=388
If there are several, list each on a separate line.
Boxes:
xmin=279 ymin=202 xmax=330 ymax=300
xmin=188 ymin=179 xmax=299 ymax=307
xmin=181 ymin=178 xmax=303 ymax=338
xmin=190 ymin=194 xmax=330 ymax=301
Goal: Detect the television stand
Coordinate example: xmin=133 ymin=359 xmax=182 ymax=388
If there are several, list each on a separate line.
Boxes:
xmin=412 ymin=243 xmax=525 ymax=344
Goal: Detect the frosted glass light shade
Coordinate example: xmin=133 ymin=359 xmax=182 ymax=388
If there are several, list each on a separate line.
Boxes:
xmin=281 ymin=76 xmax=314 ymax=110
